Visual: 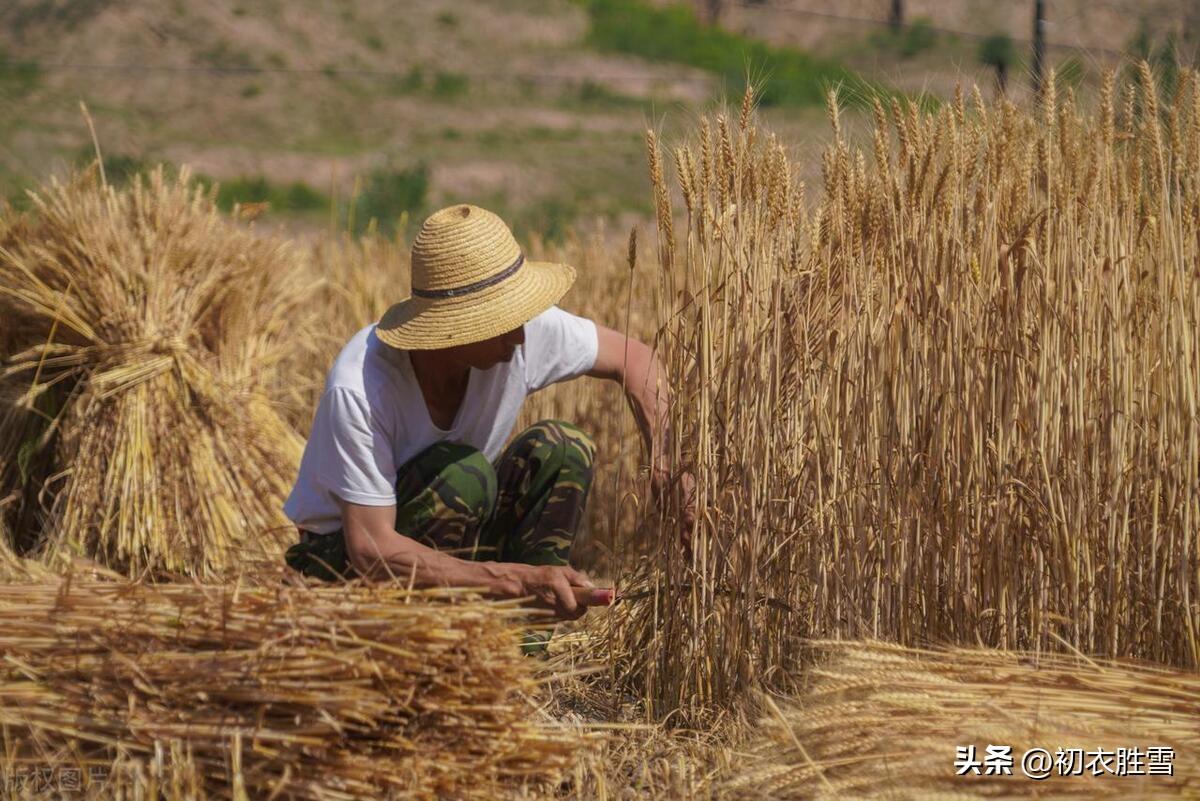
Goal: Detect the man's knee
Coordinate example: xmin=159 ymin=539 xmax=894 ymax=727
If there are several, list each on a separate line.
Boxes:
xmin=521 ymin=419 xmax=596 ymax=469
xmin=402 ymin=441 xmax=497 ymax=522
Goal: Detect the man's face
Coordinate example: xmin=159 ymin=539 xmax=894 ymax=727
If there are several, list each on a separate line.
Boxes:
xmin=448 ymin=324 xmax=525 ymax=370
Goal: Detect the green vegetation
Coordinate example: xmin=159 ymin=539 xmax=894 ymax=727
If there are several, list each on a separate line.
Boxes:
xmin=1056 ymin=55 xmax=1086 ymax=89
xmin=67 ymin=153 xmax=327 ymax=216
xmin=6 ymin=0 xmax=110 ymax=33
xmin=93 ymin=154 xmax=151 ymax=185
xmin=2 ymin=177 xmax=35 ymax=213
xmin=978 ymin=33 xmax=1015 ymax=69
xmin=347 ymin=162 xmax=430 ymax=235
xmin=899 ymin=17 xmax=937 ymax=57
xmin=476 ymin=189 xmax=582 ymax=245
xmin=59 ymin=151 xmax=429 ymax=236
xmin=978 ymin=33 xmax=1015 ymax=93
xmin=200 ymin=40 xmax=256 ymax=70
xmin=581 ymin=0 xmax=884 ymax=107
xmin=568 ymin=79 xmax=644 ymax=109
xmin=1125 ymin=19 xmax=1181 ymax=99
xmin=199 ymin=175 xmax=327 ymax=214
xmin=0 ymin=50 xmax=41 ymax=98
xmin=385 ymin=67 xmax=469 ymax=100
xmin=513 ymin=195 xmax=578 ymax=244
xmin=869 ymin=16 xmax=939 ymax=59
xmin=431 ymin=71 xmax=469 ymax=99
xmin=436 ymin=11 xmax=459 ymax=28
xmin=389 ymin=66 xmax=425 ymax=95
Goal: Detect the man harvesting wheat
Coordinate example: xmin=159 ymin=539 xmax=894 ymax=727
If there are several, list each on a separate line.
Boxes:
xmin=283 ymin=203 xmax=692 ymax=623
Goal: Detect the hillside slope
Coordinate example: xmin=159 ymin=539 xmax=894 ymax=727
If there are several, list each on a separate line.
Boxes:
xmin=0 ymin=0 xmax=722 ymax=239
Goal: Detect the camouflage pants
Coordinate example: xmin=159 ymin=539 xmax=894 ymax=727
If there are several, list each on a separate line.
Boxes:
xmin=285 ymin=420 xmax=595 ymax=581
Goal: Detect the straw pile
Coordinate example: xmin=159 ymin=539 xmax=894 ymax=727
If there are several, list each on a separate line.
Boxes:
xmin=727 ymin=640 xmax=1200 ymax=799
xmin=0 ymin=574 xmax=587 ymax=799
xmin=0 ymin=165 xmax=316 ymax=577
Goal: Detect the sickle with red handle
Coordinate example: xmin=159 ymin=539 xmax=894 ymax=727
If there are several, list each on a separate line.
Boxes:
xmin=571 ymin=587 xmax=615 ymax=606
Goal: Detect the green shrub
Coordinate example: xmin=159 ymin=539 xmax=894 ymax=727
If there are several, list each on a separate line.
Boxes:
xmin=432 ymin=71 xmax=469 ymax=99
xmin=69 ymin=152 xmax=151 ymax=186
xmin=900 ymin=17 xmax=937 ymax=58
xmin=581 ymin=0 xmax=884 ymax=108
xmin=518 ymin=195 xmax=579 ymax=244
xmin=194 ymin=174 xmax=328 ymax=214
xmin=576 ymin=78 xmax=637 ymax=106
xmin=436 ymin=11 xmax=459 ymax=28
xmin=0 ymin=50 xmax=41 ymax=97
xmin=349 ymin=162 xmax=429 ymax=235
xmin=389 ymin=65 xmax=425 ymax=95
xmin=978 ymin=33 xmax=1015 ymax=69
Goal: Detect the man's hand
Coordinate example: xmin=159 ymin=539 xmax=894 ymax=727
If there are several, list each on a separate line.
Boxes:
xmin=587 ymin=324 xmax=694 ymax=555
xmin=509 ymin=564 xmax=595 ymax=620
xmin=341 ymin=500 xmax=595 ymax=618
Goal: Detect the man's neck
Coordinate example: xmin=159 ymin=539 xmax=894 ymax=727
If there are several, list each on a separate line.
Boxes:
xmin=408 ymin=349 xmax=469 ymax=394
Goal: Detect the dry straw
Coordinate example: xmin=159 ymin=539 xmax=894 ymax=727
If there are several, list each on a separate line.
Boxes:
xmin=0 ymin=572 xmax=588 ymax=799
xmin=0 ymin=165 xmax=317 ymax=578
xmin=590 ymin=64 xmax=1200 ymax=722
xmin=289 ymin=231 xmax=411 ymax=432
xmin=0 ymin=518 xmax=47 ymax=581
xmin=727 ymin=640 xmax=1200 ymax=799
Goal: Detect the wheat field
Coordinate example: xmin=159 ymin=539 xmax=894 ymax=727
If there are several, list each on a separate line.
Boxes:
xmin=0 ymin=62 xmax=1197 ymax=798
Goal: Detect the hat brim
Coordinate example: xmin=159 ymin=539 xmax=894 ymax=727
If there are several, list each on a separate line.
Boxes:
xmin=375 ymin=259 xmax=576 ymax=350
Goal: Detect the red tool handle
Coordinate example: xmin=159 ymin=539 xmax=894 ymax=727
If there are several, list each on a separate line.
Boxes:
xmin=572 ymin=587 xmax=615 ymax=606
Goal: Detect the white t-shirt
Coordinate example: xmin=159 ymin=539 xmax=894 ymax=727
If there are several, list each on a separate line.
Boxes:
xmin=283 ymin=305 xmax=600 ymax=534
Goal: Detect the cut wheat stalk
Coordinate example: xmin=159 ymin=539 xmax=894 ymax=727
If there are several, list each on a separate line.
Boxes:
xmin=0 ymin=572 xmax=589 ymax=799
xmin=727 ymin=639 xmax=1200 ymax=799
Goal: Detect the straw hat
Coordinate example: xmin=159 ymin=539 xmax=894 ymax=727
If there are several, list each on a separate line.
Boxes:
xmin=376 ymin=204 xmax=576 ymax=350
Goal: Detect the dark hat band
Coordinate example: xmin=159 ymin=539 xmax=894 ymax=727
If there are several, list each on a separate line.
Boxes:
xmin=412 ymin=253 xmax=525 ymax=299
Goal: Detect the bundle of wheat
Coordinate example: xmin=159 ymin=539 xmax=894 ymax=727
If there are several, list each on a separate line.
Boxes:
xmin=0 ymin=575 xmax=588 ymax=800
xmin=0 ymin=165 xmax=316 ymax=578
xmin=727 ymin=640 xmax=1200 ymax=799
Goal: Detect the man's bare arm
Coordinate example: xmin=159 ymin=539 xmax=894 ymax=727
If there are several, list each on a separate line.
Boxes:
xmin=338 ymin=498 xmax=593 ymax=618
xmin=587 ymin=324 xmax=669 ymax=467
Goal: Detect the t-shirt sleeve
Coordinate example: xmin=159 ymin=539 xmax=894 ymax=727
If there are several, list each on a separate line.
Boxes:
xmin=524 ymin=305 xmax=600 ymax=393
xmin=309 ymin=387 xmax=397 ymax=506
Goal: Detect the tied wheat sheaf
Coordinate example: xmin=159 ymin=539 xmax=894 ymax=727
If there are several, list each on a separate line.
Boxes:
xmin=0 ymin=574 xmax=587 ymax=800
xmin=0 ymin=165 xmax=316 ymax=578
xmin=726 ymin=640 xmax=1200 ymax=800
xmin=596 ymin=66 xmax=1200 ymax=720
